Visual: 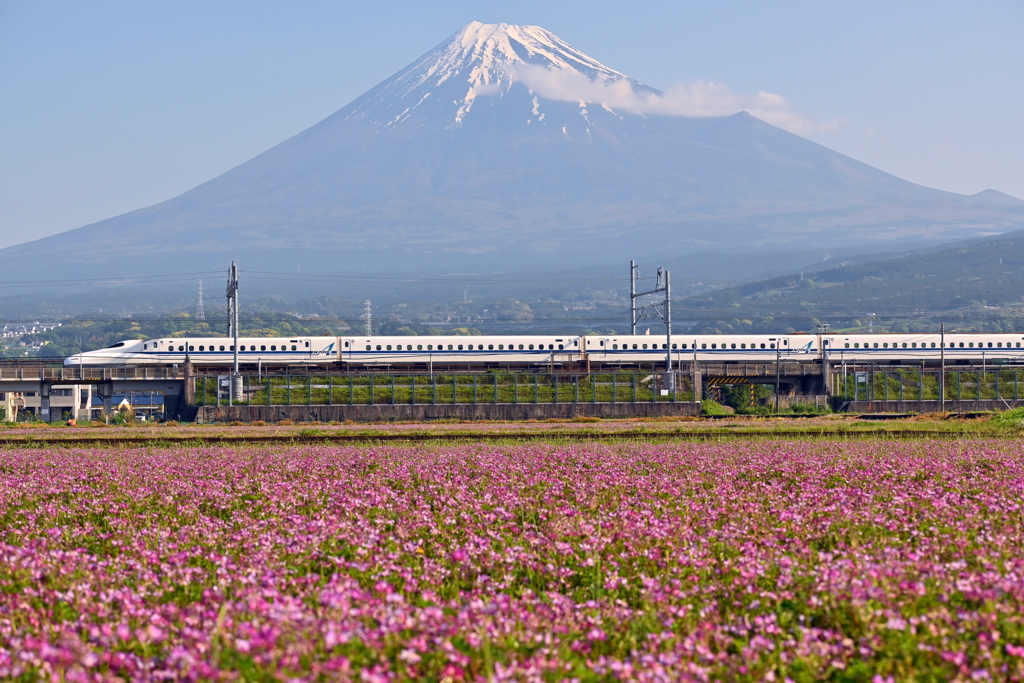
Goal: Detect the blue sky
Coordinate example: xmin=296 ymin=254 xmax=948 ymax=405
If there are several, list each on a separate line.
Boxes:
xmin=0 ymin=0 xmax=1021 ymax=249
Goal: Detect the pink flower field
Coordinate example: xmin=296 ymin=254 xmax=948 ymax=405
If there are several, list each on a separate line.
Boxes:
xmin=2 ymin=441 xmax=1024 ymax=682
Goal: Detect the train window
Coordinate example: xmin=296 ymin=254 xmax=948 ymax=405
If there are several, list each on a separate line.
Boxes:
xmin=498 ymin=344 xmax=504 ymax=350
xmin=1018 ymin=342 xmax=1022 ymax=348
xmin=681 ymin=344 xmax=688 ymax=349
xmin=845 ymin=343 xmax=850 ymax=348
xmin=874 ymin=343 xmax=879 ymax=348
xmin=558 ymin=344 xmax=563 ymax=350
xmin=261 ymin=345 xmax=267 ymax=351
xmin=199 ymin=346 xmax=205 ymax=351
xmin=997 ymin=342 xmax=1003 ymax=348
xmin=291 ymin=345 xmax=297 ymax=351
xmin=901 ymin=343 xmax=905 ymax=348
xmin=642 ymin=344 xmax=648 ymax=349
xmin=457 ymin=345 xmax=463 ymax=350
xmin=989 ymin=342 xmax=994 ymax=348
xmin=271 ymin=345 xmax=277 ymax=351
xmin=168 ymin=345 xmax=173 ymax=351
xmin=447 ymin=345 xmax=453 ymax=350
xmin=711 ymin=344 xmax=716 ymax=349
xmin=853 ymin=343 xmax=859 ymax=348
xmin=415 ymin=345 xmax=421 ymax=350
xmin=672 ymin=343 xmax=678 ymax=349
xmin=770 ymin=343 xmax=775 ymax=349
xmin=375 ymin=345 xmax=381 ymax=351
xmin=344 ymin=342 xmax=349 ymax=348
xmin=969 ymin=343 xmax=974 ymax=348
xmin=427 ymin=345 xmax=433 ymax=351
xmin=528 ymin=344 xmax=534 ymax=350
xmin=386 ymin=345 xmax=392 ymax=351
xmin=488 ymin=344 xmax=494 ymax=350
xmin=305 ymin=342 xmax=309 ymax=348
xmin=959 ymin=343 xmax=964 ymax=348
xmin=143 ymin=343 xmax=147 ymax=350
xmin=740 ymin=343 xmax=746 ymax=349
xmin=518 ymin=344 xmax=524 ymax=350
xmin=882 ymin=343 xmax=887 ymax=348
xmin=612 ymin=344 xmax=619 ymax=349
xmin=912 ymin=343 xmax=917 ymax=348
xmin=701 ymin=344 xmax=707 ymax=349
xmin=731 ymin=344 xmax=736 ymax=349
xmin=218 ymin=345 xmax=223 ymax=351
xmin=824 ymin=340 xmax=829 ymax=346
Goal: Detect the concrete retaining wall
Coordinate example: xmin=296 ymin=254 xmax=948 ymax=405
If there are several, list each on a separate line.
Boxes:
xmin=847 ymin=400 xmax=1024 ymax=413
xmin=196 ymin=402 xmax=701 ymax=423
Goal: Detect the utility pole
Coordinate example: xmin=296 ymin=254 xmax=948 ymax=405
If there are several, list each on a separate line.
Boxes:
xmin=664 ymin=269 xmax=672 ymax=386
xmin=630 ymin=260 xmax=638 ymax=335
xmin=940 ymin=323 xmax=945 ymax=412
xmin=770 ymin=338 xmax=781 ymax=414
xmin=629 ymin=261 xmax=673 ymax=380
xmin=226 ymin=261 xmax=240 ymax=404
xmin=197 ymin=280 xmax=206 ymax=321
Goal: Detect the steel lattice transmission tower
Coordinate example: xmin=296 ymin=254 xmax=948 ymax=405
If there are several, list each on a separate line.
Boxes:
xmin=196 ymin=280 xmax=206 ymax=321
xmin=361 ymin=300 xmax=372 ymax=336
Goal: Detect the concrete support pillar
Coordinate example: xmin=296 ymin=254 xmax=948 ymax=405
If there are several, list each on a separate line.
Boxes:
xmin=97 ymin=382 xmax=114 ymax=421
xmin=691 ymin=361 xmax=702 ymax=403
xmin=39 ymin=383 xmax=51 ymax=423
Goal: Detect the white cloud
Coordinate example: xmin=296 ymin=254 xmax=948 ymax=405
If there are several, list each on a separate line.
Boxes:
xmin=510 ymin=64 xmax=841 ymax=135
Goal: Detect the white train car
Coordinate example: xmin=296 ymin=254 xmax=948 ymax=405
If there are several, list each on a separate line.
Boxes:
xmin=339 ymin=335 xmax=581 ymax=365
xmin=825 ymin=333 xmax=1024 ymax=363
xmin=66 ymin=336 xmax=338 ymax=366
xmin=584 ymin=335 xmax=818 ymax=363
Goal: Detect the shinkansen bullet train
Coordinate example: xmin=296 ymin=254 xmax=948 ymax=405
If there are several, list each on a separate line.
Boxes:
xmin=64 ymin=332 xmax=1024 ymax=367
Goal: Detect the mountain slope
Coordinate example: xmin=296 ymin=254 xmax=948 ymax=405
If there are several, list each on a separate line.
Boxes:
xmin=681 ymin=228 xmax=1024 ymax=328
xmin=2 ymin=22 xmax=1022 ymax=284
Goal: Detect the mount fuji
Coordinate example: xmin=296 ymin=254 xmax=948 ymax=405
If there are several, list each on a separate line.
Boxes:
xmin=3 ymin=21 xmax=1022 ymax=283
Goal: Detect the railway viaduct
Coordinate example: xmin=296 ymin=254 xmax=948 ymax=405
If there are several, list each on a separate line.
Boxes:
xmin=2 ymin=358 xmax=1022 ymax=421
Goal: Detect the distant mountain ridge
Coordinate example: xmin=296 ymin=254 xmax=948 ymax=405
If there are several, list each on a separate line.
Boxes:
xmin=1 ymin=21 xmax=1022 ymax=286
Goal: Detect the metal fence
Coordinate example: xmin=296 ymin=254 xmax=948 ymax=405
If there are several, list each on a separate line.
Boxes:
xmin=195 ymin=372 xmax=697 ymax=406
xmin=835 ymin=366 xmax=1024 ymax=402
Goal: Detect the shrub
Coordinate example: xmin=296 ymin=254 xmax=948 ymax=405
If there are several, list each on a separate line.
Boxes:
xmin=701 ymin=400 xmax=732 ymax=417
xmin=990 ymin=407 xmax=1024 ymax=428
xmin=279 ymin=419 xmax=295 ymax=426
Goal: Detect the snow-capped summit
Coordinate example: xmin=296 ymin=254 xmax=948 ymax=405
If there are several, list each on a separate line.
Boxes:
xmin=346 ymin=21 xmax=654 ymax=128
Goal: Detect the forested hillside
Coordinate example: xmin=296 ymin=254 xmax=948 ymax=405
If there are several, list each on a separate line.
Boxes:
xmin=681 ymin=230 xmax=1024 ymax=334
